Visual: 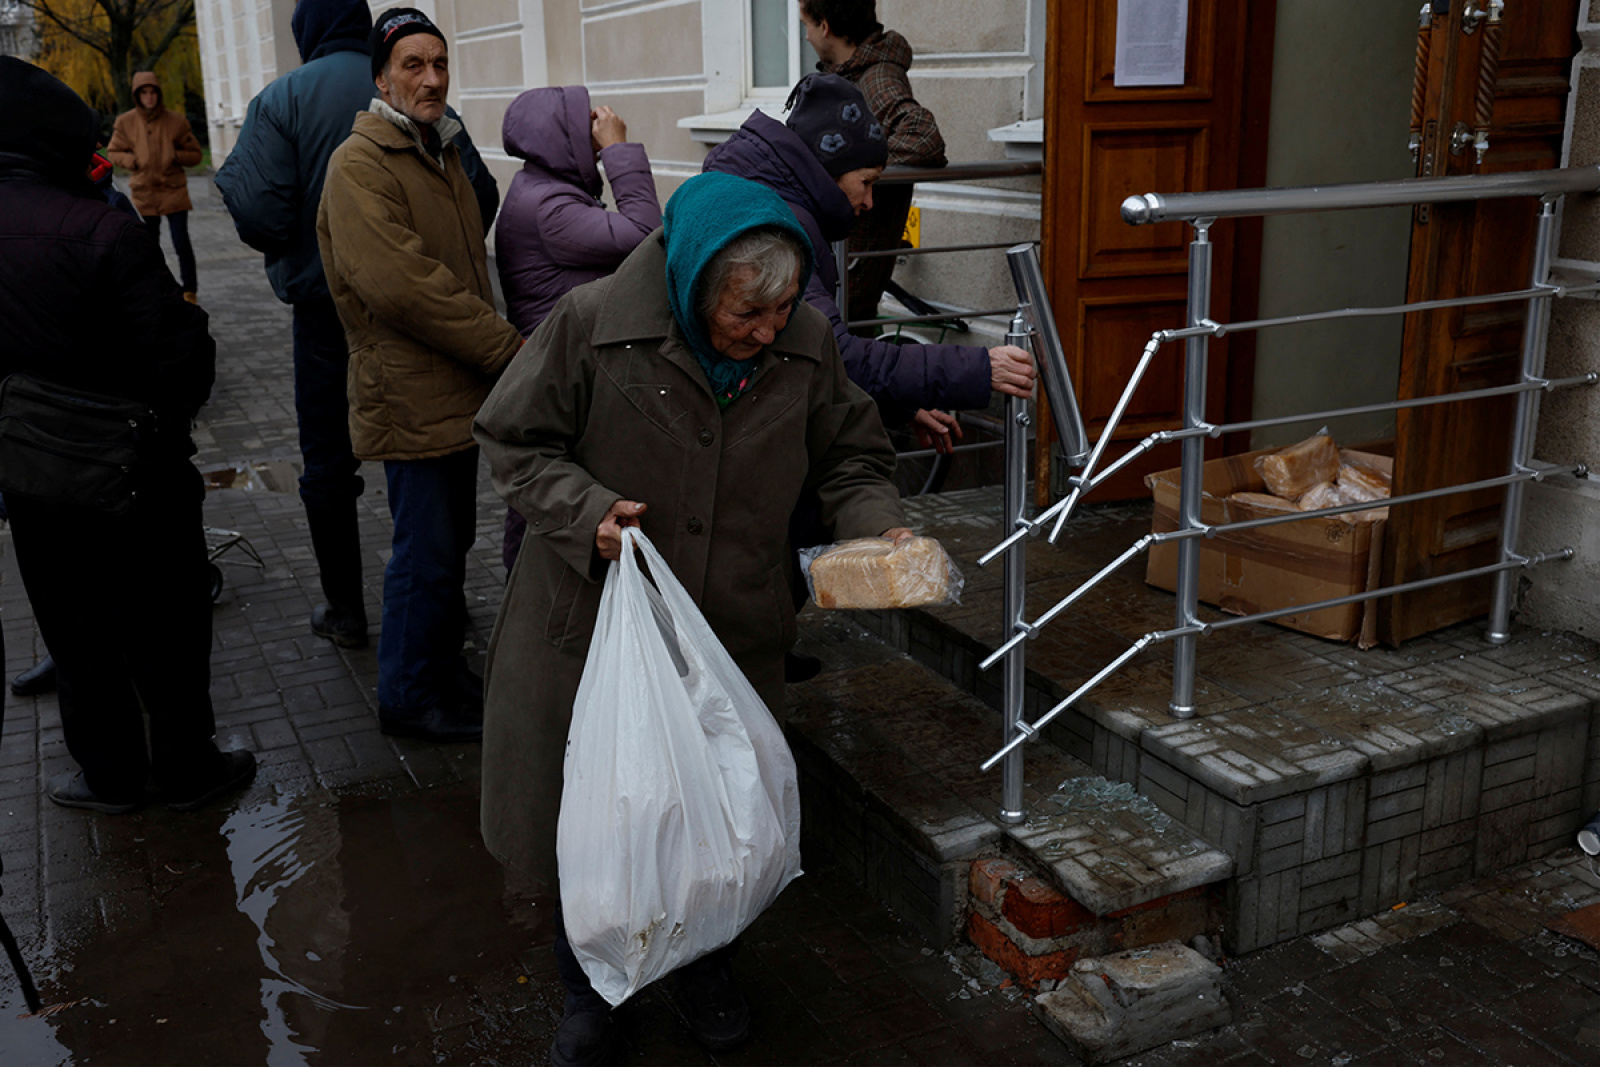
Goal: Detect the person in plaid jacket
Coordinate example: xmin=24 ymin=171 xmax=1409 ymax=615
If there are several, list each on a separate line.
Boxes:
xmin=801 ymin=0 xmax=947 ymax=323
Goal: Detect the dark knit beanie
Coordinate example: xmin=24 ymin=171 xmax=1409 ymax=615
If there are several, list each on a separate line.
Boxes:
xmin=369 ymin=7 xmax=446 ymax=81
xmin=784 ymin=73 xmax=887 ymax=177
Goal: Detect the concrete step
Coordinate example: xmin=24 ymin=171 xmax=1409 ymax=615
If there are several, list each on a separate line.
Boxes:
xmin=839 ymin=488 xmax=1600 ymax=955
xmin=787 ymin=610 xmax=1232 ymax=989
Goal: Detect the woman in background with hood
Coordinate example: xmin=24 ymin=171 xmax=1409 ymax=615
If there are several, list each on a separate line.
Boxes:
xmin=106 ymin=71 xmax=203 ymax=301
xmin=494 ymin=85 xmax=662 ymax=571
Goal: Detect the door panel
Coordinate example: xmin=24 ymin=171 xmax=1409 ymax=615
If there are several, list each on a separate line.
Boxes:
xmin=1381 ymin=0 xmax=1577 ymax=643
xmin=1040 ymin=0 xmax=1273 ymax=504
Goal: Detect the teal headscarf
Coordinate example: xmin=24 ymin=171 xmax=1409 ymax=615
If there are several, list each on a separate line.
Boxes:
xmin=662 ymin=172 xmax=814 ymax=402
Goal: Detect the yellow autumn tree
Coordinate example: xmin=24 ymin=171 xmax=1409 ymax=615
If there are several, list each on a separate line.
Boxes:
xmin=24 ymin=0 xmax=200 ymax=120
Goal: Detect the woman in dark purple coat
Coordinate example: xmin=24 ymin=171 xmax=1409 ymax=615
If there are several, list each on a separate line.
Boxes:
xmin=494 ymin=85 xmax=663 ymax=567
xmin=703 ymin=74 xmax=1033 ymax=448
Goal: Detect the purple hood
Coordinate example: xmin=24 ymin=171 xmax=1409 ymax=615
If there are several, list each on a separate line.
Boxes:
xmin=502 ymin=86 xmax=602 ymax=199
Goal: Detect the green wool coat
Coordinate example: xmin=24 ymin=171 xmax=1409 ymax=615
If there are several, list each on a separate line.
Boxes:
xmin=473 ymin=230 xmax=906 ymax=888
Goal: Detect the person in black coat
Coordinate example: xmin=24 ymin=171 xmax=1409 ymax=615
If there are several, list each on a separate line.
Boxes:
xmin=0 ymin=57 xmax=256 ymax=814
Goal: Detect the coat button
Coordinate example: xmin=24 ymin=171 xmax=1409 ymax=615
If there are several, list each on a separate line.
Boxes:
xmin=698 ymin=429 xmax=714 ymax=447
xmin=687 ymin=517 xmax=704 ymax=535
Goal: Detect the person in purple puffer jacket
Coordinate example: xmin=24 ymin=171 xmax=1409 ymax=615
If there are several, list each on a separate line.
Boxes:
xmin=703 ymin=74 xmax=1032 ymax=453
xmin=494 ymin=86 xmax=663 ymax=569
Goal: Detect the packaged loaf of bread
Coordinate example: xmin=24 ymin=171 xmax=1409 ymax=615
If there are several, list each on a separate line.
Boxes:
xmin=802 ymin=536 xmax=963 ymax=610
xmin=1336 ymin=457 xmax=1392 ymax=498
xmin=1299 ymin=480 xmax=1387 ymax=525
xmin=1254 ymin=433 xmax=1340 ymax=500
xmin=1228 ymin=491 xmax=1299 ymax=515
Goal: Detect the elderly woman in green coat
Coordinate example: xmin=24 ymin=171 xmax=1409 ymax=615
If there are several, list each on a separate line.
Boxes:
xmin=474 ymin=172 xmax=908 ymax=1066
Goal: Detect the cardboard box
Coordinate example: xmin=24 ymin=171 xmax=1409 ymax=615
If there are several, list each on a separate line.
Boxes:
xmin=1144 ymin=447 xmax=1388 ymax=644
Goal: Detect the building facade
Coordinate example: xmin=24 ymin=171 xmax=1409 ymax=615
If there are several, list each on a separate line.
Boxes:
xmin=194 ymin=0 xmax=1046 ymax=339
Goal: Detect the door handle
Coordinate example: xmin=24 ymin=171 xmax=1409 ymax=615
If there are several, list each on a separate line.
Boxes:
xmin=1467 ymin=1 xmax=1506 ymax=167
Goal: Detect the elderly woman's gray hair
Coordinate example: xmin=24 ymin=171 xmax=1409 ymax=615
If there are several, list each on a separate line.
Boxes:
xmin=697 ymin=227 xmax=806 ymax=320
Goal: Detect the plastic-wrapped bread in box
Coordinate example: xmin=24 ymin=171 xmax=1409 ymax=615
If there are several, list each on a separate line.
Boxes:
xmin=1299 ymin=480 xmax=1387 ymax=524
xmin=803 ymin=536 xmax=962 ymax=610
xmin=1254 ymin=433 xmax=1340 ymax=500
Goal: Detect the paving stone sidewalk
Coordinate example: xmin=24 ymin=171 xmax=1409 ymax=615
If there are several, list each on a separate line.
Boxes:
xmin=0 ymin=178 xmax=1597 ymax=1065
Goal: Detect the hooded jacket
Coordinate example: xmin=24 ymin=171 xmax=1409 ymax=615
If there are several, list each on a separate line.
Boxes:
xmin=215 ymin=0 xmax=499 ymax=305
xmin=494 ymin=85 xmax=662 ymax=335
xmin=105 ymin=72 xmax=203 ymax=217
xmin=317 ymin=107 xmax=522 ymax=461
xmin=829 ymin=30 xmax=946 ymax=168
xmin=0 ymin=58 xmax=213 ymax=452
xmin=703 ymin=110 xmax=988 ymax=424
xmin=473 ymin=173 xmax=903 ymax=885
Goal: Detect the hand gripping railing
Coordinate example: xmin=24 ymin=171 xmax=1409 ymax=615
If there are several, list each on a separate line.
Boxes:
xmin=973 ymin=164 xmax=1600 ymax=816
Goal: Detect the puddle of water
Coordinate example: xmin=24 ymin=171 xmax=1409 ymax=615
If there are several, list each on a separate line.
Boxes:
xmin=0 ymin=785 xmax=558 ymax=1065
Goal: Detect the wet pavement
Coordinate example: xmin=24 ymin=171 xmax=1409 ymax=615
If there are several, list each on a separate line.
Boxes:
xmin=1 ymin=177 xmax=1599 ymax=1065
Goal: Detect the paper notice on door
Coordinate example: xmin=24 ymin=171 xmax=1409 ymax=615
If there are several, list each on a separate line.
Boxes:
xmin=1114 ymin=0 xmax=1189 ymax=88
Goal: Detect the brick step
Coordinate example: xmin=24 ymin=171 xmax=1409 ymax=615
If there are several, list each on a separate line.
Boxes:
xmin=787 ymin=609 xmax=1231 ymax=987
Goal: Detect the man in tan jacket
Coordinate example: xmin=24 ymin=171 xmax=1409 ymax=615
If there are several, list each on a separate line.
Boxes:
xmin=317 ymin=6 xmax=522 ymax=743
xmin=106 ymin=71 xmax=203 ymax=301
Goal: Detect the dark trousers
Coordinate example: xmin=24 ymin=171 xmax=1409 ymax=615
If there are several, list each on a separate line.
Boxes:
xmin=378 ymin=449 xmax=479 ymax=711
xmin=291 ymin=298 xmax=364 ymax=511
xmin=292 ymin=299 xmax=367 ymax=612
xmin=143 ymin=210 xmax=197 ymax=294
xmin=845 ymin=184 xmax=914 ymax=324
xmin=8 ymin=462 xmax=223 ymax=802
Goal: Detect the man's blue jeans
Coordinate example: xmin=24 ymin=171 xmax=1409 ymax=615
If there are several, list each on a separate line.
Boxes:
xmin=378 ymin=449 xmax=479 ymax=712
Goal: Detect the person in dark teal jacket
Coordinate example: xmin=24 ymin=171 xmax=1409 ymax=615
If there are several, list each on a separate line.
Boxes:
xmin=215 ymin=0 xmax=498 ymax=657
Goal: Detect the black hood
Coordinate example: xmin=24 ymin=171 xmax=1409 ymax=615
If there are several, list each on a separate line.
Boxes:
xmin=0 ymin=57 xmax=99 ymax=189
xmin=292 ymin=0 xmax=374 ymax=64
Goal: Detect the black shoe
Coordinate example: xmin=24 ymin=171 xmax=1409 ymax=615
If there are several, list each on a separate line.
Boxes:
xmin=167 ymin=750 xmax=258 ymax=812
xmin=379 ymin=700 xmax=483 ymax=743
xmin=784 ymin=652 xmax=822 ymax=683
xmin=311 ymin=603 xmax=368 ymax=648
xmin=47 ymin=771 xmax=143 ymax=815
xmin=673 ymin=950 xmax=749 ymax=1052
xmin=11 ymin=654 xmax=57 ymax=696
xmin=549 ymin=995 xmax=615 ymax=1067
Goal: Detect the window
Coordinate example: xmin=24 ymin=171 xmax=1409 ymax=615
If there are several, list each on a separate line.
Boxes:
xmin=748 ymin=0 xmax=818 ymax=96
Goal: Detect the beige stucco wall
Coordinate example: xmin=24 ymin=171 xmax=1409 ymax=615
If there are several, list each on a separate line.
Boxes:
xmin=1520 ymin=11 xmax=1600 ymax=636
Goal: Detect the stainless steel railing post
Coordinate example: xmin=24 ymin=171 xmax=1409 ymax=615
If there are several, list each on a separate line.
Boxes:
xmin=998 ymin=312 xmax=1032 ymax=825
xmin=1170 ymin=221 xmax=1214 ymax=719
xmin=1487 ymin=197 xmax=1559 ymax=644
xmin=1005 ymin=244 xmax=1091 ymax=466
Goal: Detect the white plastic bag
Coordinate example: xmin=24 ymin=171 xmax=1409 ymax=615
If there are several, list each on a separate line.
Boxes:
xmin=556 ymin=527 xmax=803 ymax=1006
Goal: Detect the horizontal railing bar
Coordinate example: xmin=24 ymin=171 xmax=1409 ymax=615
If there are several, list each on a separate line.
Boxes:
xmin=895 ymin=439 xmax=1006 ymax=461
xmin=881 ymin=161 xmax=1043 ymax=186
xmin=849 ymin=241 xmax=1029 ymax=261
xmin=846 ymin=307 xmax=1015 ymax=329
xmin=1156 ymin=287 xmax=1552 ymax=345
xmin=978 ymin=534 xmax=1156 ymax=671
xmin=1205 ymin=549 xmax=1573 ymax=633
xmin=1145 ymin=465 xmax=1582 ymax=544
xmin=1187 ymin=374 xmax=1598 ymax=440
xmin=981 ymin=634 xmax=1157 ymax=771
xmin=1121 ymin=165 xmax=1600 ymax=225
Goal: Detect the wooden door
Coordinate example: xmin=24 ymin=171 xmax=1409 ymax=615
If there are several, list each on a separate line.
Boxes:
xmin=1037 ymin=0 xmax=1275 ymax=504
xmin=1380 ymin=1 xmax=1577 ymax=643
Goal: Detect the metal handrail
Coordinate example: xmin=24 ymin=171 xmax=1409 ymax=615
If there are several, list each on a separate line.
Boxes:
xmin=975 ymin=165 xmax=1600 ymax=812
xmin=1121 ymin=164 xmax=1600 ymax=224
